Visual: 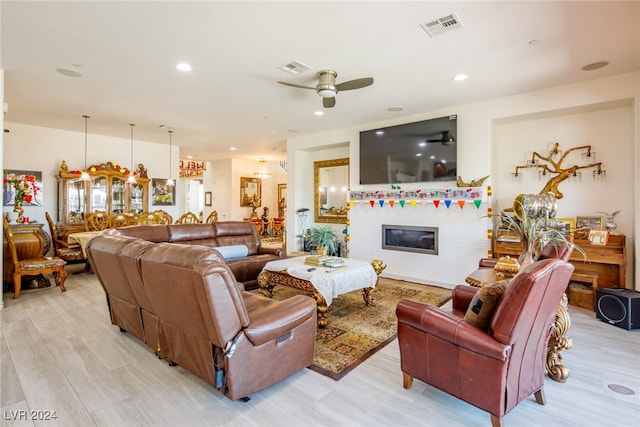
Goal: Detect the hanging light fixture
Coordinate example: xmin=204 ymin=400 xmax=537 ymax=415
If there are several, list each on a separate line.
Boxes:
xmin=127 ymin=123 xmax=137 ymax=183
xmin=166 ymin=130 xmax=174 ymax=186
xmin=79 ymin=115 xmax=91 ymax=181
xmin=255 ymin=158 xmax=271 ymax=179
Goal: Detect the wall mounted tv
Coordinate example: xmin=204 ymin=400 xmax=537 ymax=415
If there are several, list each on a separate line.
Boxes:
xmin=359 ymin=115 xmax=457 ymax=185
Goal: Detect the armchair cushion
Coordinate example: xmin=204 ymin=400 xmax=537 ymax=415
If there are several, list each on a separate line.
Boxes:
xmin=464 ymin=281 xmax=507 ymax=330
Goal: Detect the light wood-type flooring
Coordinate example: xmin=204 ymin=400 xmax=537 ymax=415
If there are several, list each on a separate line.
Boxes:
xmin=1 ymin=263 xmax=639 ymax=426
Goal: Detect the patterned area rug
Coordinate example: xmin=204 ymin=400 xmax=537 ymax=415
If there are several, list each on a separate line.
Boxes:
xmin=267 ymin=277 xmax=452 ymax=380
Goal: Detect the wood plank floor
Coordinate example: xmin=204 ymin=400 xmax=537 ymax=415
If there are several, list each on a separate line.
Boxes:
xmin=1 ymin=264 xmax=639 ymax=426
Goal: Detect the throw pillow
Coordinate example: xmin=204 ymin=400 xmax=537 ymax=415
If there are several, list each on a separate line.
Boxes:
xmin=464 ymin=281 xmax=508 ymax=330
xmin=215 ymin=245 xmax=249 ymax=260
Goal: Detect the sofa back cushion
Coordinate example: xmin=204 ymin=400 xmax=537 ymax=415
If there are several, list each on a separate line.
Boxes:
xmin=139 ymin=243 xmax=234 ymax=382
xmin=117 ymin=224 xmax=170 ymax=242
xmin=87 ymin=234 xmax=144 ymax=341
xmin=214 ymin=221 xmax=260 ymax=255
xmin=167 ymin=223 xmax=217 ymax=245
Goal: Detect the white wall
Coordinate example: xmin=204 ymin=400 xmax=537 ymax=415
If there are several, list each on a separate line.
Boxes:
xmin=288 ymin=72 xmax=639 ymax=289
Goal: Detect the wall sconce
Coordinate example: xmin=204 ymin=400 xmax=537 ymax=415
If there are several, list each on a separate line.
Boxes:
xmin=512 ymin=142 xmax=605 ymax=199
xmin=255 ymin=158 xmax=271 ymax=179
xmin=79 ymin=115 xmax=91 ymax=181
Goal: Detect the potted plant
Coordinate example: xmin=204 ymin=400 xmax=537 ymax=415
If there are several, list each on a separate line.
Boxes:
xmin=498 ymin=194 xmax=584 ymax=269
xmin=305 ymin=225 xmax=340 ymax=256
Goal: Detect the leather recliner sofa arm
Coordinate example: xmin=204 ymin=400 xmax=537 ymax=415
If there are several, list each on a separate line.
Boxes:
xmin=397 ymin=299 xmax=510 ymax=361
xmin=243 ymin=295 xmax=317 ymax=346
xmin=257 ymin=246 xmax=285 ymax=257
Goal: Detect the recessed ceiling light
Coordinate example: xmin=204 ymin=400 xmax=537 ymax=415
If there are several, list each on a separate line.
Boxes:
xmin=582 ymin=61 xmax=609 ymax=71
xmin=453 ymin=74 xmax=468 ymax=81
xmin=314 ymin=111 xmax=324 ymax=116
xmin=387 ymin=106 xmax=403 ymax=112
xmin=418 ymin=142 xmax=427 ymax=147
xmin=229 ymin=147 xmax=237 ymax=151
xmin=376 ymin=130 xmax=384 ymax=135
xmin=416 ymin=153 xmax=423 ymax=157
xmin=56 ymin=68 xmax=82 ymax=77
xmin=176 ymin=62 xmax=192 ymax=72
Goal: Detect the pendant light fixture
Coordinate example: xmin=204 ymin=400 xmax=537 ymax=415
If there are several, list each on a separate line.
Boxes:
xmin=166 ymin=130 xmax=174 ymax=186
xmin=79 ymin=115 xmax=91 ymax=181
xmin=127 ymin=123 xmax=137 ymax=183
xmin=255 ymin=158 xmax=271 ymax=179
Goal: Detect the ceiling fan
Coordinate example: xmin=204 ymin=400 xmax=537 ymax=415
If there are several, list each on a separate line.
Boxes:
xmin=424 ymin=130 xmax=456 ymax=145
xmin=277 ymin=70 xmax=374 ymax=108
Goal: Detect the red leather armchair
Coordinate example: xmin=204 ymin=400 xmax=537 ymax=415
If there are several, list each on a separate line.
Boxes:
xmin=396 ymin=258 xmax=575 ymax=426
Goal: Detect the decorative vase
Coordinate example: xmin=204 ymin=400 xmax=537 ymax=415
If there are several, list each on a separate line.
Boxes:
xmin=518 ymin=250 xmax=535 ymax=271
xmin=317 ymin=246 xmax=328 ymax=256
xmin=13 ymin=201 xmax=24 ymax=223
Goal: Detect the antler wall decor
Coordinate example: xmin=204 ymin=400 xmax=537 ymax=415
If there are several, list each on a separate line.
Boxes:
xmin=512 ymin=142 xmax=605 ymax=199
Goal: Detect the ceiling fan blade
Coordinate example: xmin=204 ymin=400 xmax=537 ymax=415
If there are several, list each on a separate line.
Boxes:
xmin=323 ymin=97 xmax=336 ymax=108
xmin=335 ymin=77 xmax=374 ymax=91
xmin=277 ymin=81 xmax=316 ymax=90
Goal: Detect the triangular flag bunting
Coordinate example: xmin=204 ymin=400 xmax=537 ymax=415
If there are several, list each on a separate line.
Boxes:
xmin=410 ymin=200 xmax=417 ymax=208
xmin=399 ymin=199 xmax=405 ymax=208
xmin=369 ymin=200 xmax=375 ymax=208
xmin=350 ymin=200 xmax=355 ymax=207
xmin=474 ymin=200 xmax=482 ymax=209
xmin=444 ymin=200 xmax=452 ymax=208
xmin=389 ymin=200 xmax=395 ymax=208
xmin=433 ymin=200 xmax=440 ymax=208
xmin=379 ymin=200 xmax=385 ymax=207
xmin=458 ymin=200 xmax=465 ymax=209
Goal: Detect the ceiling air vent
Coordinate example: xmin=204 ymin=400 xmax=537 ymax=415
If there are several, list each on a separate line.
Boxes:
xmin=420 ymin=13 xmax=463 ymax=38
xmin=278 ymin=60 xmax=312 ymax=75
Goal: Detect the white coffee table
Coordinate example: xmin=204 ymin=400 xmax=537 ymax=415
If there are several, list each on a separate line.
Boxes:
xmin=257 ymin=257 xmax=381 ymax=328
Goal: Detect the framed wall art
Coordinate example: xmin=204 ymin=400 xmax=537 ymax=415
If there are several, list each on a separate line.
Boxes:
xmin=3 ymin=169 xmax=43 ymax=206
xmin=151 ymin=178 xmax=176 ymax=206
xmin=575 ymin=216 xmax=603 ymax=239
xmin=555 ymin=217 xmax=576 ymax=237
xmin=204 ymin=191 xmax=212 ymax=207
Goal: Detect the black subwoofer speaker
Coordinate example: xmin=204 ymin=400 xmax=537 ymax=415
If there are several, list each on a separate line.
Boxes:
xmin=596 ymin=288 xmax=640 ymax=330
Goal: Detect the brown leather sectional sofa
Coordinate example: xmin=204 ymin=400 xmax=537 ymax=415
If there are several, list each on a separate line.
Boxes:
xmin=86 ymin=231 xmax=317 ymax=400
xmin=110 ymin=221 xmax=285 ymax=290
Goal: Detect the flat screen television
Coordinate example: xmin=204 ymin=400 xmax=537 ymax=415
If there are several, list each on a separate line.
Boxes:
xmin=359 ymin=115 xmax=457 ymax=185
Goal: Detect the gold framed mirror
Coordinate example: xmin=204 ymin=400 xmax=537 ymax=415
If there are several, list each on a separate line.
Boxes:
xmin=240 ymin=177 xmax=261 ymax=207
xmin=314 ymin=158 xmax=349 ymax=224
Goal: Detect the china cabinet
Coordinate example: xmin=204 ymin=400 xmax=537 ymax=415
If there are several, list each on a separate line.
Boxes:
xmin=56 ymin=161 xmax=150 ymax=238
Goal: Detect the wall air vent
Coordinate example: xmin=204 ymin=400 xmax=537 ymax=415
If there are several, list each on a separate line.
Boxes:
xmin=278 ymin=60 xmax=312 ymax=75
xmin=420 ymin=13 xmax=463 ymax=38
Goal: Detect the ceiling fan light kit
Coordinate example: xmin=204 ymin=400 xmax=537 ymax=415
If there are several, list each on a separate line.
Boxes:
xmin=278 ymin=69 xmax=373 ymax=108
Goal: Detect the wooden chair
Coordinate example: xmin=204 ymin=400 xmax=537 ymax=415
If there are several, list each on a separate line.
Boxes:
xmin=45 ymin=211 xmax=85 ymax=263
xmin=152 ymin=209 xmax=173 ymax=225
xmin=108 ymin=213 xmax=134 ymax=228
xmin=272 ymin=217 xmax=285 ymax=237
xmin=84 ymin=211 xmax=110 ymax=232
xmin=245 ymin=217 xmax=262 ymax=235
xmin=175 ymin=212 xmax=201 ymax=224
xmin=205 ymin=210 xmax=218 ymax=224
xmin=3 ymin=218 xmax=68 ymax=299
xmin=136 ymin=212 xmax=163 ymax=225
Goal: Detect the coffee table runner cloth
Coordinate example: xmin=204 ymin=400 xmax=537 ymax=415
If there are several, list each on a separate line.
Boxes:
xmin=262 ymin=257 xmax=377 ymax=306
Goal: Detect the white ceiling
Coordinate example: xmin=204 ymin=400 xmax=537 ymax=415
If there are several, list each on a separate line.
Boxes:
xmin=2 ymin=1 xmax=639 ymax=161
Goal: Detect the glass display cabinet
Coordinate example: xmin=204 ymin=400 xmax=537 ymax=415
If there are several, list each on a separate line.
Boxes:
xmin=56 ymin=160 xmax=150 ymax=237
